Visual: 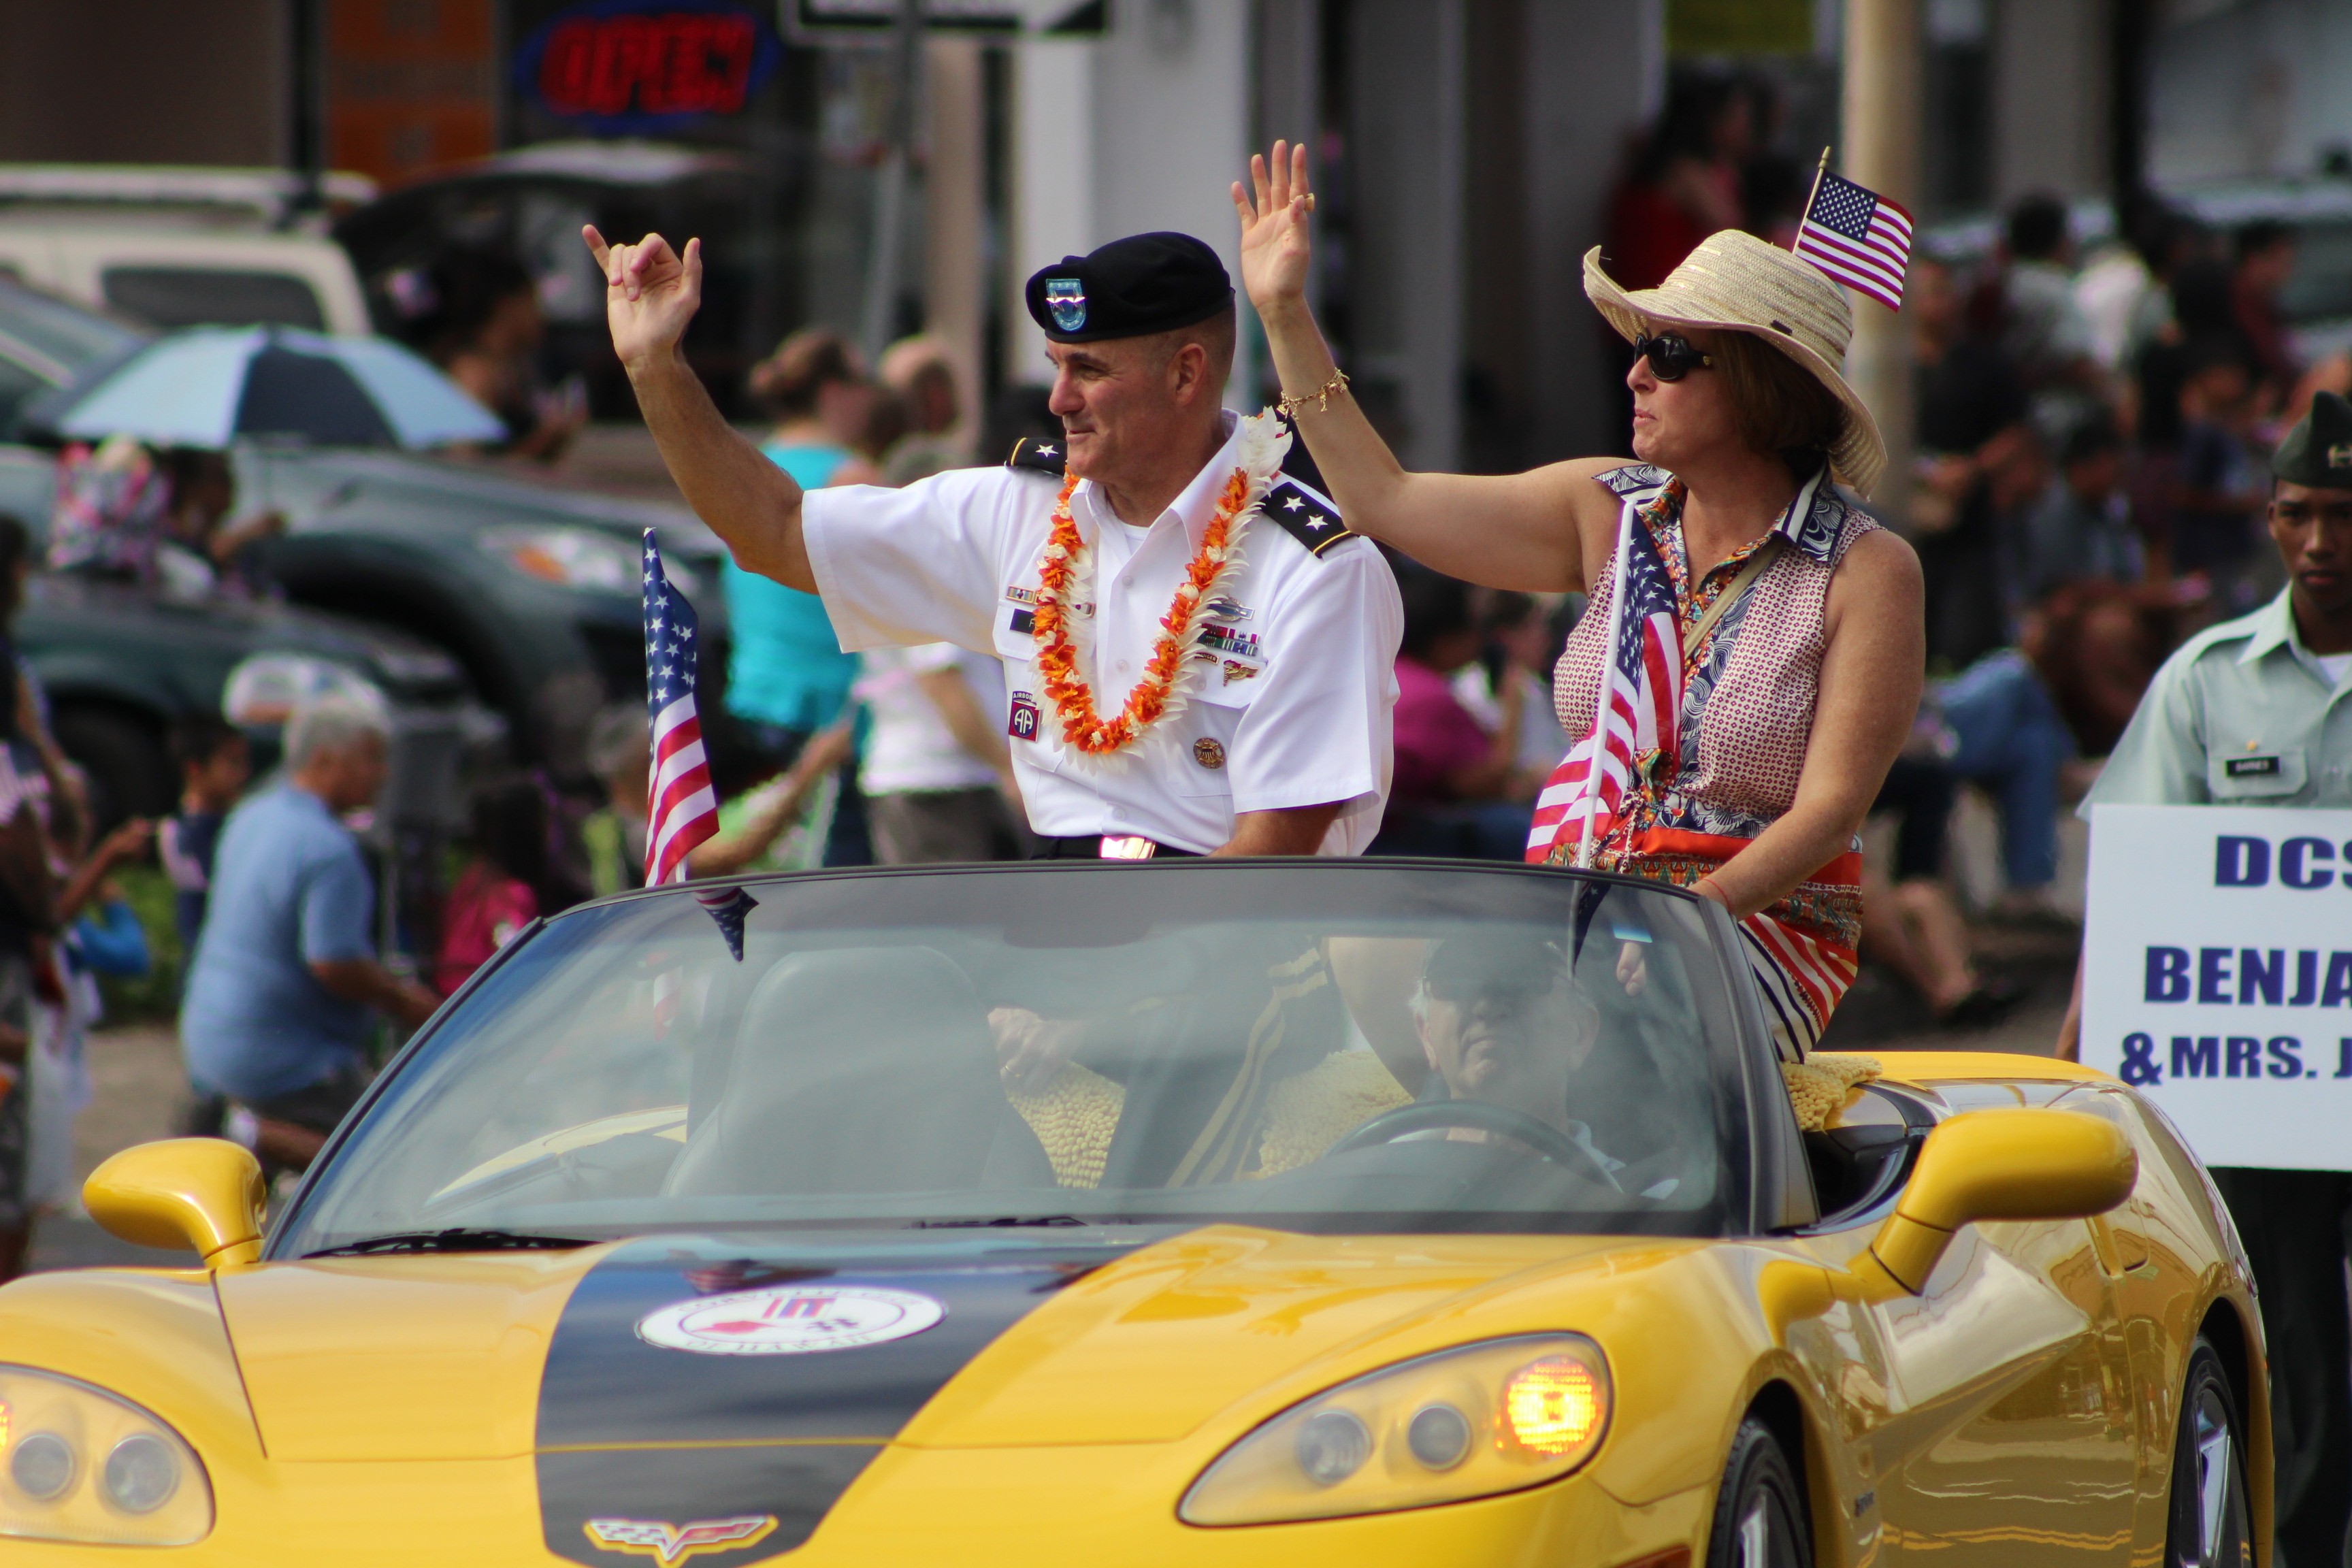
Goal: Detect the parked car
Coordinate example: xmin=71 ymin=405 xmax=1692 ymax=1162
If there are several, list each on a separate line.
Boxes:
xmin=336 ymin=142 xmax=790 ymax=417
xmin=16 ymin=570 xmax=493 ymax=834
xmin=0 ymin=164 xmax=374 ymax=336
xmin=0 ymin=274 xmax=730 ymax=798
xmin=7 ymin=858 xmax=2259 ymax=1565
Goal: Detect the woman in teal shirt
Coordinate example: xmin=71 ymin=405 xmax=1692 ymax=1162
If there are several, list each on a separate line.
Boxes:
xmin=726 ymin=329 xmax=881 ymax=862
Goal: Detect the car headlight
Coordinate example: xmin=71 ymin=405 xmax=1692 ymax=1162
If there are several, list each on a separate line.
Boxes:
xmin=1179 ymin=1335 xmax=1611 ymax=1526
xmin=485 ymin=525 xmax=695 ymax=595
xmin=221 ymin=653 xmax=393 ymax=728
xmin=0 ymin=1366 xmax=213 ymax=1544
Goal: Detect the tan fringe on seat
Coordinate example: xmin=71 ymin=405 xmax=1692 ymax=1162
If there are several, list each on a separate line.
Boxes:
xmin=1780 ymin=1052 xmax=1882 ymax=1132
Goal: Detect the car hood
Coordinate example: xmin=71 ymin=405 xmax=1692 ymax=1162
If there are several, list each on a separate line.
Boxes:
xmin=208 ymin=1226 xmax=1697 ymax=1463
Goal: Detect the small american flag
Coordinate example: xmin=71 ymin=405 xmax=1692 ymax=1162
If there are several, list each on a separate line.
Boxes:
xmin=1793 ymin=169 xmax=1912 ymax=311
xmin=642 ymin=529 xmax=719 ymax=886
xmin=1525 ymin=502 xmax=1684 ymax=864
xmin=642 ymin=529 xmax=756 ymax=962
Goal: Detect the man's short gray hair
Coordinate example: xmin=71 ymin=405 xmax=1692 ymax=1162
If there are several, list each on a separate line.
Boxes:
xmin=284 ymin=695 xmax=390 ymax=770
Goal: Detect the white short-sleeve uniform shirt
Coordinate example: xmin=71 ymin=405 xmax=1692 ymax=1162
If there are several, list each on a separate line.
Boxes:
xmin=803 ymin=414 xmax=1402 ymax=855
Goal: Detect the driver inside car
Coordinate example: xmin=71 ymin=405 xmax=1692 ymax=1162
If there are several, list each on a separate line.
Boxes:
xmin=1409 ymin=933 xmax=1625 ymax=1184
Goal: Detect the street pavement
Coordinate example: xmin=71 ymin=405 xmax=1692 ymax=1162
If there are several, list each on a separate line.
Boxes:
xmin=29 ymin=1024 xmax=193 ymax=1271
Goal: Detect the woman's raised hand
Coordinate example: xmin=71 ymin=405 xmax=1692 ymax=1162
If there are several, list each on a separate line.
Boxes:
xmin=583 ymin=225 xmax=703 ymax=372
xmin=1232 ymin=140 xmax=1315 ymax=315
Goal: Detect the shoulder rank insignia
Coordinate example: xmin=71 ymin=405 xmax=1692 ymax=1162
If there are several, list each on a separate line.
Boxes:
xmin=1006 ymin=436 xmax=1067 ymax=475
xmin=1261 ymin=476 xmax=1354 ymax=557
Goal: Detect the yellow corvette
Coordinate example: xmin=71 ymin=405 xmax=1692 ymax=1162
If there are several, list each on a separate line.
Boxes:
xmin=0 ymin=860 xmax=2262 ymax=1567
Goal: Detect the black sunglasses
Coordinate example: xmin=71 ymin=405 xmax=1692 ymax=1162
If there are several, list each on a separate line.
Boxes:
xmin=1633 ymin=331 xmax=1713 ymax=382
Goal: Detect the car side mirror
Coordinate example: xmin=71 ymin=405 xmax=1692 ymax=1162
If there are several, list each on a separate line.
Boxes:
xmin=84 ymin=1139 xmax=267 ymax=1268
xmin=1867 ymin=1108 xmax=2136 ymax=1294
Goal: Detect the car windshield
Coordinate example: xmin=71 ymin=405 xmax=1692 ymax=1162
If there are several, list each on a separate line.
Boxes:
xmin=274 ymin=864 xmax=1755 ymax=1256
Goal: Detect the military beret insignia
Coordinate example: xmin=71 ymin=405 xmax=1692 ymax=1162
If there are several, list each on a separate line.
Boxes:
xmin=1024 ymin=233 xmax=1233 ymax=344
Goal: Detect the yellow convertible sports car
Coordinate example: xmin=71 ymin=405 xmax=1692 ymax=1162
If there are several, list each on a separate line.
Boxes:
xmin=0 ymin=860 xmax=2262 ymax=1567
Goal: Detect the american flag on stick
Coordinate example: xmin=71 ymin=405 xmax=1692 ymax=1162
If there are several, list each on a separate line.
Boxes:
xmin=1792 ymin=165 xmax=1913 ymax=312
xmin=643 ymin=529 xmax=718 ymax=885
xmin=642 ymin=529 xmax=755 ymax=959
xmin=1525 ymin=502 xmax=1684 ymax=866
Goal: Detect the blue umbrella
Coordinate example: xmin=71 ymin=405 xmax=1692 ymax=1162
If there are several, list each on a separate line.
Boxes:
xmin=39 ymin=326 xmax=506 ymax=450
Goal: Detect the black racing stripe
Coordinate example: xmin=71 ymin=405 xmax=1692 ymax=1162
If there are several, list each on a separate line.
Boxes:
xmin=535 ymin=1234 xmax=1143 ymax=1564
xmin=539 ymin=1446 xmax=879 ymax=1568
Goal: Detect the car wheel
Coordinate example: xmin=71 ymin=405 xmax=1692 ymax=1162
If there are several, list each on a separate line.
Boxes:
xmin=51 ymin=705 xmax=172 ymax=834
xmin=1705 ymin=1416 xmax=1809 ymax=1568
xmin=2166 ymin=1337 xmax=2253 ymax=1568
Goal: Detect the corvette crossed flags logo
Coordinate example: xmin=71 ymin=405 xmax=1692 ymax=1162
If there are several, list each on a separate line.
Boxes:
xmin=584 ymin=1514 xmax=779 ymax=1564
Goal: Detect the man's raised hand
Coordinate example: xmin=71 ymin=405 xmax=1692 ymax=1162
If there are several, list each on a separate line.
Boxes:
xmin=583 ymin=225 xmax=703 ymax=371
xmin=1232 ymin=140 xmax=1315 ymax=316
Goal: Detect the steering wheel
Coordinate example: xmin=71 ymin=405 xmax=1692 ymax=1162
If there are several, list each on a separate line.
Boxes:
xmin=1326 ymin=1101 xmax=1620 ymax=1188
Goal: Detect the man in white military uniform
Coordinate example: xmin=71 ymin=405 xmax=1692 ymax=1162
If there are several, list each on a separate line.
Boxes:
xmin=584 ymin=225 xmax=1400 ymax=858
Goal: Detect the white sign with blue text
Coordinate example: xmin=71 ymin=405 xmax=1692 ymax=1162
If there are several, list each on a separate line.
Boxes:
xmin=2083 ymin=804 xmax=2352 ymax=1171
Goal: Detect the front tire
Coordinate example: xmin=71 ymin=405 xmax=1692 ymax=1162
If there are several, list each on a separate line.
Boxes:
xmin=1706 ymin=1416 xmax=1808 ymax=1568
xmin=2166 ymin=1337 xmax=2253 ymax=1568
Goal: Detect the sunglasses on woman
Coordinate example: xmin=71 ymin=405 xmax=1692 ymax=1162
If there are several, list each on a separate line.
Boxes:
xmin=1633 ymin=331 xmax=1713 ymax=382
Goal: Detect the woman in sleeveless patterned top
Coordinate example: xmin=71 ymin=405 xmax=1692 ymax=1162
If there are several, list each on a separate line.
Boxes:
xmin=1237 ymin=144 xmax=1924 ymax=1056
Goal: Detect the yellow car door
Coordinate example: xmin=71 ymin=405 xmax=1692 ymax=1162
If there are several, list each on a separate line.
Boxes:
xmin=1855 ymin=1085 xmax=2141 ymax=1565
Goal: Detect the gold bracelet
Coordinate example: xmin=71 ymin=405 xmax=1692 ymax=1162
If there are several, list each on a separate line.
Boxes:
xmin=1275 ymin=368 xmax=1350 ymax=420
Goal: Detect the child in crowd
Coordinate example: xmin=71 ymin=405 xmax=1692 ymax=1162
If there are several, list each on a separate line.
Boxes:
xmin=1448 ymin=590 xmax=1571 ymax=800
xmin=2170 ymin=338 xmax=2272 ymax=609
xmin=576 ymin=704 xmax=856 ymax=896
xmin=437 ymin=776 xmax=567 ymax=996
xmin=2009 ymin=417 xmax=2143 ymax=612
xmin=580 ymin=706 xmax=651 ymax=898
xmin=157 ymin=713 xmax=252 ymax=957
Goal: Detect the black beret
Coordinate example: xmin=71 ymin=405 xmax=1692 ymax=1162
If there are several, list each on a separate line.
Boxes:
xmin=1024 ymin=232 xmax=1233 ymax=344
xmin=2272 ymin=389 xmax=2352 ymax=488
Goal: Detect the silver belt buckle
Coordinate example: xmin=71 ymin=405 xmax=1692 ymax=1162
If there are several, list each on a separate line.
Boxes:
xmin=1098 ymin=834 xmax=1158 ymax=859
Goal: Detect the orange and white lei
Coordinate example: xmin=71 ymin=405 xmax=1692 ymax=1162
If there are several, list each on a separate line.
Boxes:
xmin=1031 ymin=412 xmax=1287 ymax=758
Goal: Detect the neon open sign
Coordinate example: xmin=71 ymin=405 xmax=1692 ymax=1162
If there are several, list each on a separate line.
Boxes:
xmin=519 ymin=1 xmax=782 ymax=129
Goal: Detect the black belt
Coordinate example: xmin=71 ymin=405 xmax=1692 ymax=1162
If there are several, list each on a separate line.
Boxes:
xmin=1031 ymin=835 xmax=1205 ymax=860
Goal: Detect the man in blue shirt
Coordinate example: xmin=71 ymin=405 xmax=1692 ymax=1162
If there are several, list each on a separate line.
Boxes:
xmin=180 ymin=697 xmax=438 ymax=1170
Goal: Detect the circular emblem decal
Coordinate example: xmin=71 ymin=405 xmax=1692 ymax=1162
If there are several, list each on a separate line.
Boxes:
xmin=1192 ymin=737 xmax=1226 ymax=770
xmin=636 ymin=1284 xmax=946 ymax=1357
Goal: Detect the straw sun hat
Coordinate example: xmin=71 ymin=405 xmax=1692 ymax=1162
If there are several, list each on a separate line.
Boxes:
xmin=1582 ymin=229 xmax=1887 ymax=497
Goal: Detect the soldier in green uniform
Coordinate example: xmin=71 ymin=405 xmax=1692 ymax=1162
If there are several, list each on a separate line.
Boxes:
xmin=2063 ymin=390 xmax=2352 ymax=1567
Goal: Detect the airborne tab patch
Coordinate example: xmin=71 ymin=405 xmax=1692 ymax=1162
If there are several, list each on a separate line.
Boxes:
xmin=1261 ymin=478 xmax=1354 ymax=557
xmin=1005 ymin=436 xmax=1068 ymax=475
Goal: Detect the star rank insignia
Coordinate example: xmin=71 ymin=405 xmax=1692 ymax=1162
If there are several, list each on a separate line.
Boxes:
xmin=1260 ymin=478 xmax=1355 ymax=557
xmin=1006 ymin=436 xmax=1068 ymax=475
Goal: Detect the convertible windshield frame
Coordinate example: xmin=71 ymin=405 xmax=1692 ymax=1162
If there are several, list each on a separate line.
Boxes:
xmin=268 ymin=859 xmax=1794 ymax=1259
